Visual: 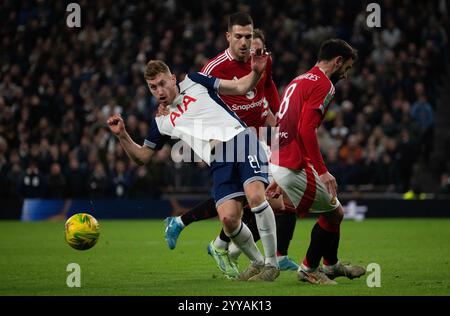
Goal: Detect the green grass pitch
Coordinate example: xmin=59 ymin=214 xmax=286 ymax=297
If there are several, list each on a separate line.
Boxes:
xmin=1 ymin=218 xmax=450 ymax=296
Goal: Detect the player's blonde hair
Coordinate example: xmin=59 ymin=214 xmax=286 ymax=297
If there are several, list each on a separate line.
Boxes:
xmin=144 ymin=60 xmax=171 ymax=80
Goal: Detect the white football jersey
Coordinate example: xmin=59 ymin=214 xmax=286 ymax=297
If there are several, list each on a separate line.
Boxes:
xmin=144 ymin=72 xmax=247 ymax=164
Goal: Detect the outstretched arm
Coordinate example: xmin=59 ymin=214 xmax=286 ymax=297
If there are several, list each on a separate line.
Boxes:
xmin=107 ymin=114 xmax=154 ymax=165
xmin=218 ymin=48 xmax=268 ymax=95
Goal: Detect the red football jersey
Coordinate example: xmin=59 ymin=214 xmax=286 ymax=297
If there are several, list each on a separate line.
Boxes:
xmin=271 ymin=66 xmax=335 ymax=175
xmin=201 ymin=49 xmax=280 ymax=129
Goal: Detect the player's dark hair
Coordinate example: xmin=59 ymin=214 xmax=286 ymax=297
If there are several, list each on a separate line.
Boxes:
xmin=144 ymin=60 xmax=171 ymax=80
xmin=253 ymin=28 xmax=265 ymax=44
xmin=228 ymin=12 xmax=253 ymax=30
xmin=318 ymin=39 xmax=358 ymax=62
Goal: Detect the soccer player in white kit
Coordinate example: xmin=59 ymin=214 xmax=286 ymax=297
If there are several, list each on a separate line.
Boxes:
xmin=107 ymin=51 xmax=279 ymax=281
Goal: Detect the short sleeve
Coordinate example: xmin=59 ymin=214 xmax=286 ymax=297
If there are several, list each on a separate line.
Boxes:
xmin=188 ymin=72 xmax=220 ymax=91
xmin=307 ymin=80 xmax=335 ymax=115
xmin=143 ymin=119 xmax=169 ymax=151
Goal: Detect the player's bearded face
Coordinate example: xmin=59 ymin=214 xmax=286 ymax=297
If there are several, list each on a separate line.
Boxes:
xmin=330 ymin=58 xmax=354 ymax=84
xmin=329 ymin=68 xmax=344 ymax=84
xmin=146 ymin=73 xmax=177 ymax=106
xmin=227 ymin=24 xmax=253 ymax=61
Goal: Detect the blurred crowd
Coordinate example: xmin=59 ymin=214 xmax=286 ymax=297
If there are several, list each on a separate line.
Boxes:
xmin=0 ymin=0 xmax=449 ymax=199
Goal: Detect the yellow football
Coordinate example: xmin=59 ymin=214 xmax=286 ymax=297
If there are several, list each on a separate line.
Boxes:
xmin=65 ymin=213 xmax=100 ymax=250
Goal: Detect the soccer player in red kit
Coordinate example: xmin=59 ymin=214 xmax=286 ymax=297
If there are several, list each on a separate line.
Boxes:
xmin=268 ymin=39 xmax=366 ymax=284
xmin=164 ymin=13 xmax=299 ymax=278
xmin=201 ymin=29 xmax=279 ymax=129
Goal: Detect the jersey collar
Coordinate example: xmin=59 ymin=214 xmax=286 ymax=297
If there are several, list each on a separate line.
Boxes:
xmin=225 ymin=49 xmax=234 ymax=60
xmin=317 ymin=66 xmax=327 ymax=75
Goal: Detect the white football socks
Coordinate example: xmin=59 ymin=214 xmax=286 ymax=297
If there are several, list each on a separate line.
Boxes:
xmin=251 ymin=200 xmax=278 ymax=267
xmin=213 ymin=236 xmax=229 ymax=250
xmin=226 ymin=222 xmax=264 ymax=266
xmin=228 ymin=242 xmax=242 ymax=261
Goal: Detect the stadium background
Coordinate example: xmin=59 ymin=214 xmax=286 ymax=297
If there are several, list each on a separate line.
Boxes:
xmin=1 ymin=0 xmax=449 ymax=206
xmin=0 ymin=0 xmax=450 ymax=297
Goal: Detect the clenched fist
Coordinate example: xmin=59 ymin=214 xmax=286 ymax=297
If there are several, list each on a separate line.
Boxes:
xmin=107 ymin=114 xmax=125 ymax=137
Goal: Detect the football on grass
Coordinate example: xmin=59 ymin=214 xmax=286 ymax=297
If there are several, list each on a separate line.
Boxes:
xmin=65 ymin=213 xmax=100 ymax=250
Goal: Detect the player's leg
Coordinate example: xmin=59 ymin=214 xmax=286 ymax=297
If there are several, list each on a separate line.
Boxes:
xmin=216 ymin=184 xmax=278 ymax=281
xmin=209 ymin=207 xmax=253 ymax=262
xmin=269 ymin=194 xmax=299 ymax=270
xmin=208 ymin=228 xmax=235 ymax=269
xmin=216 ymin=198 xmax=265 ymax=279
xmin=319 ymin=205 xmax=366 ymax=280
xmin=165 ymin=197 xmax=216 ymax=249
xmin=209 ymin=151 xmax=267 ymax=280
xmin=245 ymin=182 xmax=276 ymax=260
xmin=209 ymin=229 xmax=231 ymax=253
xmin=266 ymin=137 xmax=299 ymax=271
xmin=230 ymin=195 xmax=298 ymax=271
xmin=226 ymin=206 xmax=255 ymax=264
xmin=293 ymin=165 xmax=364 ymax=283
xmin=300 ymin=216 xmax=339 ymax=285
xmin=233 ymin=131 xmax=279 ymax=281
xmin=229 ymin=198 xmax=299 ymax=271
xmin=275 ymin=212 xmax=299 ymax=271
xmin=243 ymin=180 xmax=280 ymax=281
xmin=206 ymin=168 xmax=242 ymax=278
xmin=227 ymin=241 xmax=241 ymax=265
xmin=270 ymin=163 xmax=337 ymax=284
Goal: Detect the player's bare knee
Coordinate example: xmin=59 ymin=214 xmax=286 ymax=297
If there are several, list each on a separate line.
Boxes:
xmin=245 ymin=186 xmax=266 ymax=208
xmin=247 ymin=195 xmax=266 ymax=209
xmin=244 ymin=181 xmax=266 ymax=208
xmin=221 ymin=215 xmax=240 ymax=232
